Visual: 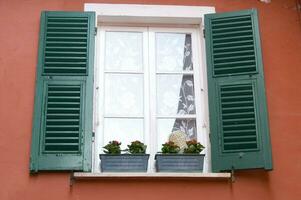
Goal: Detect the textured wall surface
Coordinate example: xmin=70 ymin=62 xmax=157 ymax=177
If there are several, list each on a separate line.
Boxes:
xmin=0 ymin=0 xmax=300 ymax=200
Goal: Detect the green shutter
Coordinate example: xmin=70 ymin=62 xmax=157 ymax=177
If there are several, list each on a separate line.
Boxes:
xmin=205 ymin=9 xmax=273 ymax=172
xmin=30 ymin=11 xmax=95 ymax=172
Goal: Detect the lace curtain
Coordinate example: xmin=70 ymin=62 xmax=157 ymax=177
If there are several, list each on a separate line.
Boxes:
xmin=171 ymin=34 xmax=197 ymax=140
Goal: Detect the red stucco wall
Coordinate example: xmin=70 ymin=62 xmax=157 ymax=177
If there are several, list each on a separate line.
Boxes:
xmin=0 ymin=0 xmax=300 ymax=199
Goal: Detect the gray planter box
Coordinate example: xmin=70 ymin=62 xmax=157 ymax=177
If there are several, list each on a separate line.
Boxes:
xmin=99 ymin=154 xmax=150 ymax=172
xmin=155 ymin=154 xmax=205 ymax=172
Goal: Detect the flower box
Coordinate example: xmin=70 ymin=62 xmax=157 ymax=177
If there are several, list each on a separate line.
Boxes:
xmin=155 ymin=154 xmax=205 ymax=172
xmin=99 ymin=154 xmax=150 ymax=172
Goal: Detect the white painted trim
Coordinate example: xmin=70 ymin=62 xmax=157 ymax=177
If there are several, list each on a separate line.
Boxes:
xmin=74 ymin=172 xmax=231 ymax=179
xmin=84 ymin=4 xmax=215 ymax=25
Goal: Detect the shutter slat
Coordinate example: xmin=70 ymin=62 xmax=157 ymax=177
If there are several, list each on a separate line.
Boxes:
xmin=214 ymin=66 xmax=257 ymax=75
xmin=45 ymin=51 xmax=86 ymax=55
xmin=45 ymin=137 xmax=79 ymax=140
xmin=221 ymin=99 xmax=253 ymax=104
xmin=222 ymin=117 xmax=255 ymax=123
xmin=48 ymin=96 xmax=81 ymax=99
xmin=47 ymin=37 xmax=87 ymax=42
xmin=223 ymin=123 xmax=256 ymax=129
xmin=213 ymin=50 xmax=254 ymax=57
xmin=212 ymin=30 xmax=253 ymax=38
xmin=45 ymin=56 xmax=86 ymax=60
xmin=48 ymin=91 xmax=80 ymax=95
xmin=46 ymin=41 xmax=87 ymax=45
xmin=220 ymin=89 xmax=252 ymax=94
xmin=213 ymin=35 xmax=253 ymax=42
xmin=47 ymin=22 xmax=88 ymax=28
xmin=214 ymin=59 xmax=255 ymax=67
xmin=46 ymin=131 xmax=79 ymax=134
xmin=212 ymin=25 xmax=252 ymax=32
xmin=224 ymin=141 xmax=257 ymax=146
xmin=45 ymin=61 xmax=86 ymax=65
xmin=44 ymin=84 xmax=82 ymax=153
xmin=211 ymin=15 xmax=251 ymax=23
xmin=48 ymin=17 xmax=88 ymax=22
xmin=46 ymin=125 xmax=80 ymax=129
xmin=47 ymin=107 xmax=80 ymax=111
xmin=222 ymin=106 xmax=254 ymax=112
xmin=209 ymin=13 xmax=257 ymax=77
xmin=43 ymin=14 xmax=90 ymax=75
xmin=212 ymin=20 xmax=252 ymax=28
xmin=47 ymin=27 xmax=88 ymax=31
xmin=213 ymin=41 xmax=254 ymax=49
xmin=221 ymin=95 xmax=253 ymax=100
xmin=44 ymin=69 xmax=86 ymax=74
xmin=45 ymin=138 xmax=79 ymax=144
xmin=45 ymin=143 xmax=79 ymax=146
xmin=46 ymin=114 xmax=80 ymax=120
xmin=220 ymin=83 xmax=258 ymax=152
xmin=222 ymin=111 xmax=254 ymax=116
xmin=223 ymin=129 xmax=256 ymax=136
xmin=224 ymin=135 xmax=257 ymax=140
xmin=47 ymin=32 xmax=87 ymax=36
xmin=213 ymin=45 xmax=254 ymax=53
xmin=45 ymin=47 xmax=87 ymax=50
xmin=46 ymin=119 xmax=80 ymax=122
xmin=47 ymin=102 xmax=80 ymax=105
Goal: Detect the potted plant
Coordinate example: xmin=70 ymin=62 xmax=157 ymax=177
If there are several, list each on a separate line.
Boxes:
xmin=99 ymin=140 xmax=149 ymax=172
xmin=155 ymin=139 xmax=205 ymax=172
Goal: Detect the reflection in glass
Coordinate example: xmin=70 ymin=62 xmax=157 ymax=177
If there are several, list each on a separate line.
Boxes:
xmin=157 ymin=75 xmax=195 ymax=116
xmin=104 ymin=74 xmax=143 ymax=116
xmin=156 ymin=33 xmax=193 ymax=72
xmin=105 ymin=31 xmax=143 ymax=71
xmin=103 ymin=118 xmax=144 ymax=150
xmin=157 ymin=119 xmax=197 ymax=151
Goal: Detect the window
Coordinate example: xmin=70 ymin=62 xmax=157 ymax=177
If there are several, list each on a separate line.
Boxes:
xmin=93 ymin=26 xmax=209 ymax=172
xmin=30 ymin=5 xmax=273 ymax=174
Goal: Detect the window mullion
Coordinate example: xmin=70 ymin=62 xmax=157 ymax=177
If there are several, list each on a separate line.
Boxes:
xmin=148 ymin=28 xmax=157 ymax=173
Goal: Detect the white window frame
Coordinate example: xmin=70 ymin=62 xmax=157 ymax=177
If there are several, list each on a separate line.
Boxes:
xmin=94 ymin=26 xmax=150 ymax=172
xmin=85 ymin=3 xmax=216 ymax=174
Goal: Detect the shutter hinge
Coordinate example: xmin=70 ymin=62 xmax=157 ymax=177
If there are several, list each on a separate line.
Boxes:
xmin=94 ymin=27 xmax=97 ymax=36
xmin=70 ymin=172 xmax=75 ymax=186
xmin=92 ymin=132 xmax=95 ymax=142
xmin=203 ymin=29 xmax=205 ymax=38
xmin=81 ymin=130 xmax=84 ymax=145
xmin=231 ymin=167 xmax=235 ymax=182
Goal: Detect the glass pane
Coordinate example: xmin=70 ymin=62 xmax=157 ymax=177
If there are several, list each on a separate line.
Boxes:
xmin=103 ymin=118 xmax=144 ymax=150
xmin=157 ymin=75 xmax=195 ymax=116
xmin=156 ymin=33 xmax=193 ymax=72
xmin=104 ymin=74 xmax=143 ymax=116
xmin=105 ymin=31 xmax=143 ymax=71
xmin=157 ymin=119 xmax=197 ymax=151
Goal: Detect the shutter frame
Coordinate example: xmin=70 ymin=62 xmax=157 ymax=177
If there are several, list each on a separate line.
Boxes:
xmin=205 ymin=9 xmax=273 ymax=172
xmin=30 ymin=11 xmax=95 ymax=172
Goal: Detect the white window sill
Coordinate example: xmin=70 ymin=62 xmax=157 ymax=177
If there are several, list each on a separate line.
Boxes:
xmin=72 ymin=172 xmax=231 ymax=180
